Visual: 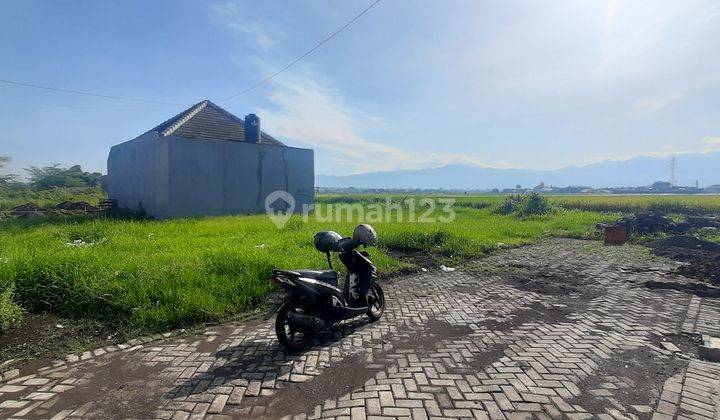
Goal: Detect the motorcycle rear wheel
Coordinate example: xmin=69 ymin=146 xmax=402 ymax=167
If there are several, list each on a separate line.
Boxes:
xmin=367 ymin=283 xmax=385 ymax=321
xmin=275 ymin=300 xmax=312 ymax=351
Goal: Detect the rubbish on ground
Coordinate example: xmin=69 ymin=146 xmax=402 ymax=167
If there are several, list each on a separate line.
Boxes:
xmin=612 ymin=211 xmax=682 ymax=235
xmin=440 ymin=265 xmax=456 ymax=272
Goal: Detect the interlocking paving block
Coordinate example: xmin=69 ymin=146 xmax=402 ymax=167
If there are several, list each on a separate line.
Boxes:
xmin=2 ymin=239 xmax=720 ymax=419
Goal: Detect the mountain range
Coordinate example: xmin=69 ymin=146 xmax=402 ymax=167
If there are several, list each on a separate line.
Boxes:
xmin=317 ymin=151 xmax=720 ymax=190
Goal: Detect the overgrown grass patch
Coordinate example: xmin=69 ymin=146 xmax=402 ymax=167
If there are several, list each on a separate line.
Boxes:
xmin=0 ymin=200 xmax=613 ymax=333
xmin=0 ymin=284 xmax=23 ymax=331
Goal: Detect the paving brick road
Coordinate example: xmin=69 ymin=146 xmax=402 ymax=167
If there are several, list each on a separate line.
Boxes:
xmin=1 ymin=239 xmax=719 ymax=419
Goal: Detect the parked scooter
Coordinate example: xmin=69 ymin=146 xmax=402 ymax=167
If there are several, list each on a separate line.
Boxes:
xmin=264 ymin=224 xmax=385 ymax=351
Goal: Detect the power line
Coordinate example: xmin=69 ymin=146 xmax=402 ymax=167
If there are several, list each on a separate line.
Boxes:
xmin=0 ymin=0 xmax=382 ymax=108
xmin=0 ymin=78 xmax=185 ymax=106
xmin=218 ymin=0 xmax=382 ymax=102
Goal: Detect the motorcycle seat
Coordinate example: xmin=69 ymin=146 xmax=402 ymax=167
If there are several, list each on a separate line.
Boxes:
xmin=274 ymin=269 xmax=339 ymax=286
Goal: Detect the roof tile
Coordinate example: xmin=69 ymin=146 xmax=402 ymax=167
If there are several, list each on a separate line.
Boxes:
xmin=149 ymin=100 xmax=284 ymax=146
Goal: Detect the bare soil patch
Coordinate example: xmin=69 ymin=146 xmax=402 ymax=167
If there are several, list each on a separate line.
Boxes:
xmin=0 ymin=314 xmax=122 ymax=374
xmin=47 ymin=355 xmax=167 ymax=419
xmin=572 ymin=346 xmax=687 ymax=418
xmin=647 ymin=236 xmax=720 ymax=286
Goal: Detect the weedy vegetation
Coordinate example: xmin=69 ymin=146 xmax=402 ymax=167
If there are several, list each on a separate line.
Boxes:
xmin=0 ymin=193 xmax=718 ymax=340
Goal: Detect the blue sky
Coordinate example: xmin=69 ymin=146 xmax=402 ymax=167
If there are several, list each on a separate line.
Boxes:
xmin=1 ymin=0 xmax=719 ymax=176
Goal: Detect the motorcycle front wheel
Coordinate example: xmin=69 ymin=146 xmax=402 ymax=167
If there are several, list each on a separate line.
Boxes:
xmin=367 ymin=283 xmax=385 ymax=321
xmin=275 ymin=300 xmax=312 ymax=351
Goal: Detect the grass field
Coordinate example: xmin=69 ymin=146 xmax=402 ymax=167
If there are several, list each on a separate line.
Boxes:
xmin=1 ymin=193 xmax=719 ymax=338
xmin=549 ymin=194 xmax=720 ymax=214
xmin=0 ymin=199 xmax=610 ymax=334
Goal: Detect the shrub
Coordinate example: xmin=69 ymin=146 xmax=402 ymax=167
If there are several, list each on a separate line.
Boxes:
xmin=519 ymin=193 xmax=551 ymax=216
xmin=0 ymin=284 xmax=24 ymax=331
xmin=496 ymin=193 xmax=552 ymax=216
xmin=497 ymin=194 xmax=525 ymax=215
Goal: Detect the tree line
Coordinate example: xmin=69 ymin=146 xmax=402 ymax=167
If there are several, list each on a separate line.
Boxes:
xmin=0 ymin=155 xmax=102 ymax=190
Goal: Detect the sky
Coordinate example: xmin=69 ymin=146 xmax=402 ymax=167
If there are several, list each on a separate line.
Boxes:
xmin=1 ymin=0 xmax=719 ymax=176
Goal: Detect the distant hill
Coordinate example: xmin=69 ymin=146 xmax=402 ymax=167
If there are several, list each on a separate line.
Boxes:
xmin=316 ymin=151 xmax=720 ymax=190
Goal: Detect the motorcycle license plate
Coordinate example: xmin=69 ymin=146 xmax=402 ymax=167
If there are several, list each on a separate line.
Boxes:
xmin=262 ymin=292 xmax=289 ymax=320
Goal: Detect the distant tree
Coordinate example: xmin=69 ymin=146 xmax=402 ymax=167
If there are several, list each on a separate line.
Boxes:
xmin=25 ymin=164 xmax=102 ymax=189
xmin=0 ymin=155 xmax=19 ymax=185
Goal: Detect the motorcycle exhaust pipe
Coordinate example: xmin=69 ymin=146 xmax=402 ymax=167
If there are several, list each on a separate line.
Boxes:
xmin=287 ymin=312 xmax=325 ymax=331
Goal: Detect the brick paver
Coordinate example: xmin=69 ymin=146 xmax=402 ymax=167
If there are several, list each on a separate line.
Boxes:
xmin=1 ymin=239 xmax=719 ymax=419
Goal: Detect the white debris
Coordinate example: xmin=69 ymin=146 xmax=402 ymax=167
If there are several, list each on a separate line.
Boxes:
xmin=421 ymin=267 xmax=428 ymax=272
xmin=660 ymin=342 xmax=681 ymax=352
xmin=66 ymin=238 xmax=105 ymax=247
xmin=440 ymin=265 xmax=456 ymax=272
xmin=255 ymin=243 xmax=266 ymax=248
xmin=55 ymin=324 xmax=64 ymax=329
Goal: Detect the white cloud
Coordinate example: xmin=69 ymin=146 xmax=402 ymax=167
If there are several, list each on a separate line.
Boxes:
xmin=209 ymin=2 xmax=276 ymax=48
xmin=646 ymin=137 xmax=720 ymax=157
xmin=257 ymin=72 xmax=501 ymax=174
xmin=629 ymin=93 xmax=683 ymax=117
xmin=703 ymin=136 xmax=720 ymax=148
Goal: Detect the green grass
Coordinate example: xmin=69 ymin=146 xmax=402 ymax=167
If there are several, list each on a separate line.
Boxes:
xmin=2 ymin=193 xmax=718 ymax=335
xmin=549 ymin=194 xmax=720 ymax=214
xmin=319 ymin=194 xmax=720 ymax=215
xmin=0 ymin=284 xmax=23 ymax=331
xmin=0 ymin=200 xmax=612 ymax=334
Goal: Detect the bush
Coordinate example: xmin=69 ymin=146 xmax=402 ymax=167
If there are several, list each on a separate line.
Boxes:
xmin=519 ymin=193 xmax=551 ymax=216
xmin=0 ymin=284 xmax=24 ymax=331
xmin=496 ymin=193 xmax=552 ymax=216
xmin=497 ymin=194 xmax=524 ymax=215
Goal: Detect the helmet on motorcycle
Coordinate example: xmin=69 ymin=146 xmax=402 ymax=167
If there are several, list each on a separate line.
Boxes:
xmin=352 ymin=224 xmax=377 ymax=247
xmin=314 ymin=231 xmax=342 ymax=252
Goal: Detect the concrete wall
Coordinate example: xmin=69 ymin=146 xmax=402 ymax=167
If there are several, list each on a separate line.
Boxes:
xmin=106 ymin=132 xmax=170 ymax=217
xmin=107 ymin=133 xmax=314 ymax=219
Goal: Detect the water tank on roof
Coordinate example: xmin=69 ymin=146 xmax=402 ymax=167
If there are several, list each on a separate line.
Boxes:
xmin=244 ymin=114 xmax=261 ymax=143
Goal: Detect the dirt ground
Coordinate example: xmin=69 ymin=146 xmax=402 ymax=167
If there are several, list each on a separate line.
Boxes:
xmin=0 ymin=314 xmax=122 ymax=373
xmin=647 ymin=235 xmax=720 ymax=286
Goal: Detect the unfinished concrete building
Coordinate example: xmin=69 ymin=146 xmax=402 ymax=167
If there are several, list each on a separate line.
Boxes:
xmin=106 ymin=100 xmax=314 ymax=218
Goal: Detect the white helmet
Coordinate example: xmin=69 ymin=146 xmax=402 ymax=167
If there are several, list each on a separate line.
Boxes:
xmin=353 ymin=224 xmax=377 ymax=247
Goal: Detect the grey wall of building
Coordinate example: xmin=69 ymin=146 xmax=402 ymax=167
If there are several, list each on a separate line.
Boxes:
xmin=106 ymin=132 xmax=170 ymax=217
xmin=107 ymin=134 xmax=314 ymax=219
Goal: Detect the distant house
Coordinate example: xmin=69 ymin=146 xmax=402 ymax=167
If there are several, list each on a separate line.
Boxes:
xmin=106 ymin=100 xmax=314 ymax=218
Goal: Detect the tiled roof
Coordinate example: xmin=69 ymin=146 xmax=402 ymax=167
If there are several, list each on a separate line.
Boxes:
xmin=149 ymin=100 xmax=285 ymax=146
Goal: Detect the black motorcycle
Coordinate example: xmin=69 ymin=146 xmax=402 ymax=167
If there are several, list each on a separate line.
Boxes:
xmin=264 ymin=224 xmax=385 ymax=351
